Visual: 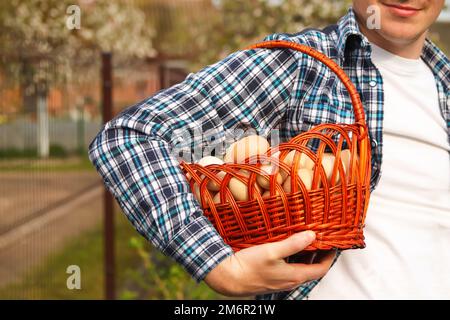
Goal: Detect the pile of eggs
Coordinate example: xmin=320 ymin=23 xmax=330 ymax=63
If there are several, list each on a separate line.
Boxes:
xmin=190 ymin=135 xmax=358 ymax=206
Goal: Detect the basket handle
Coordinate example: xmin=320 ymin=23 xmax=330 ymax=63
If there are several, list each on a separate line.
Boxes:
xmin=247 ymin=40 xmax=367 ymax=135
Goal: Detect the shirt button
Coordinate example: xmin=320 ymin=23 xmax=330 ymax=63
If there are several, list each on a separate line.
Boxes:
xmin=369 ymin=80 xmax=377 ymax=87
xmin=371 ymin=139 xmax=378 ymax=148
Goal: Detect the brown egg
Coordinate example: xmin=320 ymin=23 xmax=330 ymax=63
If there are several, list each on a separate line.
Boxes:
xmin=316 ymin=152 xmax=358 ymax=186
xmin=283 ymin=168 xmax=314 ymax=193
xmin=262 ymin=189 xmax=281 ymax=198
xmin=212 ymin=192 xmax=223 ymax=204
xmin=339 ymin=149 xmax=359 ymax=178
xmin=229 ymin=170 xmax=262 ymax=201
xmin=282 ymin=150 xmax=315 ymax=170
xmin=193 ymin=184 xmax=215 ymax=208
xmin=256 ymin=163 xmax=286 ymax=190
xmin=223 ymin=143 xmax=235 ymax=163
xmin=224 ymin=135 xmax=270 ymax=164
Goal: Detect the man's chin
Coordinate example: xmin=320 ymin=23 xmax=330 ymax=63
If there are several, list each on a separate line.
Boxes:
xmin=377 ymin=26 xmax=427 ymax=46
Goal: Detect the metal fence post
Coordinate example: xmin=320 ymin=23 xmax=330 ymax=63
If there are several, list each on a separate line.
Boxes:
xmin=101 ymin=51 xmax=115 ymax=300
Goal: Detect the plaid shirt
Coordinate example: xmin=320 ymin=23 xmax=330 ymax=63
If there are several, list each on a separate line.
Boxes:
xmin=88 ymin=8 xmax=450 ymax=300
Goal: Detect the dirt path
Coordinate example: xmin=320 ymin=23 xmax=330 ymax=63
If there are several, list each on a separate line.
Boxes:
xmin=0 ymin=185 xmax=104 ymax=288
xmin=0 ymin=171 xmax=100 ymax=234
xmin=0 ymin=170 xmax=105 ymax=289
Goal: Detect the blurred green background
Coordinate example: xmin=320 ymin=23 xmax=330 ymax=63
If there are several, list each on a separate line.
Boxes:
xmin=0 ymin=0 xmax=447 ymax=300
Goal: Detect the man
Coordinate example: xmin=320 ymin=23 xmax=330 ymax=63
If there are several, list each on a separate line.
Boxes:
xmin=88 ymin=0 xmax=449 ymax=299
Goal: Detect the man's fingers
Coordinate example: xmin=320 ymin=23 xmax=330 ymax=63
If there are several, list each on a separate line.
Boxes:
xmin=264 ymin=231 xmax=316 ymax=259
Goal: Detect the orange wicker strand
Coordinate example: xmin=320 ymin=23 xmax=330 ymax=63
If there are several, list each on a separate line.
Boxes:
xmin=179 ymin=41 xmax=372 ymax=252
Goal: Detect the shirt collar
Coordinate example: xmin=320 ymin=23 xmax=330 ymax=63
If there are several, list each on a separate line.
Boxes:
xmin=337 ymin=7 xmax=449 ymax=80
xmin=336 ymin=7 xmax=371 ymax=58
xmin=422 ymin=38 xmax=450 ymax=82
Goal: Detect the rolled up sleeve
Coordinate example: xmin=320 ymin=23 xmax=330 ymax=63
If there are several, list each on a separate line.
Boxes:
xmin=88 ymin=46 xmax=300 ymax=281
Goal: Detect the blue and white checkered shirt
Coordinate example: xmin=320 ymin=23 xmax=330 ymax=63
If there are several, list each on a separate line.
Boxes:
xmin=88 ymin=8 xmax=449 ymax=300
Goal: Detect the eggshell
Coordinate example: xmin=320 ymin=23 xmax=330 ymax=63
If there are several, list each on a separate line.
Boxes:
xmin=262 ymin=151 xmax=289 ymax=176
xmin=262 ymin=190 xmax=280 ymax=198
xmin=193 ymin=184 xmax=215 ymax=208
xmin=262 ymin=190 xmax=271 ymax=198
xmin=282 ymin=150 xmax=315 ymax=169
xmin=283 ymin=168 xmax=314 ymax=193
xmin=339 ymin=149 xmax=359 ymax=177
xmin=213 ymin=192 xmax=223 ymax=204
xmin=316 ymin=153 xmax=344 ymax=186
xmin=224 ymin=135 xmax=270 ymax=164
xmin=229 ymin=170 xmax=262 ymax=201
xmin=223 ymin=143 xmax=235 ymax=163
xmin=197 ymin=156 xmax=225 ymax=191
xmin=256 ymin=163 xmax=285 ymax=190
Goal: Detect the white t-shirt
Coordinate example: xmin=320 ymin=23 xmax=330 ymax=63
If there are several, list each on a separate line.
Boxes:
xmin=308 ymin=43 xmax=450 ymax=300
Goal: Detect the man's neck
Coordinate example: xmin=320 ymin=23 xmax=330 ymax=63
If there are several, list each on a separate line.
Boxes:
xmin=357 ymin=20 xmax=427 ymax=59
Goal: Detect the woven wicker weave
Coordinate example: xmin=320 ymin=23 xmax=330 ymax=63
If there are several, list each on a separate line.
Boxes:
xmin=180 ymin=40 xmax=372 ymax=251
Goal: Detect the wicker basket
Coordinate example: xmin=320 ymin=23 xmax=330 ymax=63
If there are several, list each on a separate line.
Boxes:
xmin=180 ymin=40 xmax=372 ymax=252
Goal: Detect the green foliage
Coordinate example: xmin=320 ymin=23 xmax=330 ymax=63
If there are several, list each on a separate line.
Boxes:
xmin=121 ymin=236 xmax=227 ymax=300
xmin=49 ymin=144 xmax=68 ymax=158
xmin=0 ymin=144 xmax=67 ymax=159
xmin=0 ymin=0 xmax=155 ymax=85
xmin=0 ymin=147 xmax=37 ymax=159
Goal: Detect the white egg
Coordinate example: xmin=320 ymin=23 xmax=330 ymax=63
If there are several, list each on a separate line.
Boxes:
xmin=198 ymin=156 xmax=223 ymax=167
xmin=197 ymin=156 xmax=225 ymax=191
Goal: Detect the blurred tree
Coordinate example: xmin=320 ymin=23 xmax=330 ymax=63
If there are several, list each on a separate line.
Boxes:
xmin=0 ymin=0 xmax=155 ymax=157
xmin=188 ymin=0 xmax=350 ymax=70
xmin=133 ymin=0 xmax=217 ymax=60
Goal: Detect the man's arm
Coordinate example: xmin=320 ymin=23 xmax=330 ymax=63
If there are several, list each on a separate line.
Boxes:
xmin=88 ymin=47 xmax=300 ymax=282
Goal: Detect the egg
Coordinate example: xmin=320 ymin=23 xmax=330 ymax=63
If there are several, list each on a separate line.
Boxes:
xmin=262 ymin=150 xmax=287 ymax=171
xmin=197 ymin=156 xmax=226 ymax=191
xmin=262 ymin=190 xmax=271 ymax=198
xmin=224 ymin=135 xmax=270 ymax=164
xmin=283 ymin=168 xmax=314 ymax=193
xmin=315 ymin=153 xmax=341 ymax=186
xmin=213 ymin=192 xmax=223 ymax=204
xmin=339 ymin=149 xmax=359 ymax=178
xmin=229 ymin=170 xmax=262 ymax=201
xmin=193 ymin=184 xmax=215 ymax=208
xmin=262 ymin=189 xmax=281 ymax=198
xmin=256 ymin=163 xmax=286 ymax=190
xmin=282 ymin=150 xmax=315 ymax=170
xmin=223 ymin=143 xmax=235 ymax=163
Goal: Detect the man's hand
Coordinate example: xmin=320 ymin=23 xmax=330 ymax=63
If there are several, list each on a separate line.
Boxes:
xmin=204 ymin=231 xmax=335 ymax=297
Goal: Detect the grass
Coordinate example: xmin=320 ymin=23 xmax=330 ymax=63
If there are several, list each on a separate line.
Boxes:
xmin=0 ymin=211 xmax=141 ymax=299
xmin=0 ymin=209 xmax=228 ymax=300
xmin=0 ymin=145 xmax=69 ymax=159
